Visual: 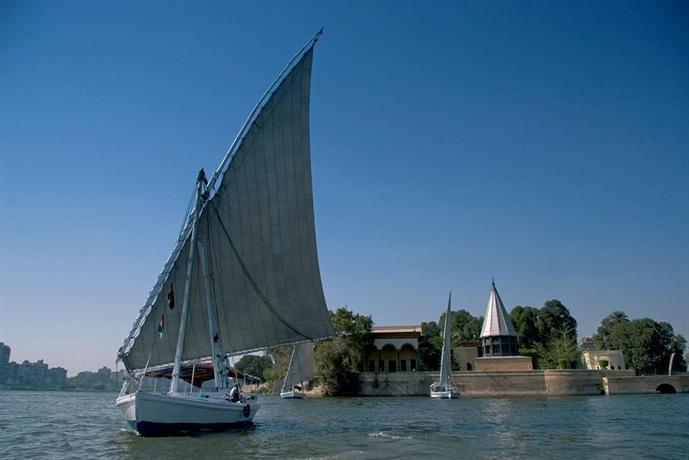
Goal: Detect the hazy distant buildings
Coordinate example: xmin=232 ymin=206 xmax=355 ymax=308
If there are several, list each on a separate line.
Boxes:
xmin=578 ymin=336 xmax=598 ymax=351
xmin=69 ymin=366 xmax=119 ymax=390
xmin=46 ymin=367 xmax=68 ymax=387
xmin=1 ymin=354 xmax=59 ymax=387
xmin=0 ymin=342 xmax=70 ymax=388
xmin=15 ymin=359 xmax=49 ymax=386
xmin=0 ymin=342 xmax=10 ymax=383
xmin=0 ymin=342 xmax=10 ymax=364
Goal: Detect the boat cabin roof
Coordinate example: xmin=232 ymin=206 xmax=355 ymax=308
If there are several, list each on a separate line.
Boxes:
xmin=145 ymin=363 xmax=260 ymax=387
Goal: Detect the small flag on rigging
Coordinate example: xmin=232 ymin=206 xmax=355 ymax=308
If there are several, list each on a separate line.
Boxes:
xmin=157 ymin=314 xmax=165 ymax=338
xmin=167 ymin=284 xmax=175 ymax=310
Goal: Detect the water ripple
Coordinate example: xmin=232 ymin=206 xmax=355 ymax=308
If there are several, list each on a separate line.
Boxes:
xmin=0 ymin=392 xmax=687 ymax=459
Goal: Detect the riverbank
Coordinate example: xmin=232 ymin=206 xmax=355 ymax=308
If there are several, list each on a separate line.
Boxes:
xmin=358 ymin=370 xmax=689 ymax=396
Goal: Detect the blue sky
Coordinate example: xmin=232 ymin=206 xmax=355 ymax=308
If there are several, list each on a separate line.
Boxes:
xmin=1 ymin=1 xmax=687 ymax=374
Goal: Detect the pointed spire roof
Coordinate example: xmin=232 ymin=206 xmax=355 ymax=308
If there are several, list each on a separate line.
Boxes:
xmin=479 ymin=279 xmax=517 ymax=338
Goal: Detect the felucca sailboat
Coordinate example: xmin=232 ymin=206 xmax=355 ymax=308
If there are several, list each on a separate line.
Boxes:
xmin=115 ymin=30 xmax=335 ymax=436
xmin=430 ymin=291 xmax=459 ymax=399
xmin=280 ymin=341 xmax=315 ymax=399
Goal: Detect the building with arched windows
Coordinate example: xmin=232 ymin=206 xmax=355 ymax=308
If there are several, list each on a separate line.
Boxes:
xmin=365 ymin=326 xmax=421 ymax=373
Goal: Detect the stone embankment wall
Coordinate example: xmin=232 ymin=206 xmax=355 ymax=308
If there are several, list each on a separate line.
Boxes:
xmin=603 ymin=374 xmax=689 ymax=395
xmin=473 ymin=356 xmax=533 ymax=372
xmin=359 ymin=369 xmax=637 ymax=397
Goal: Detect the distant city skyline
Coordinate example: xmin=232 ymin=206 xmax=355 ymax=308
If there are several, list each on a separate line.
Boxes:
xmin=1 ymin=1 xmax=687 ymax=374
xmin=0 ymin=340 xmax=124 ymax=389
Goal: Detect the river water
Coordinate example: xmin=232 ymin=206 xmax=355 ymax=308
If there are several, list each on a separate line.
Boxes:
xmin=0 ymin=391 xmax=687 ymax=459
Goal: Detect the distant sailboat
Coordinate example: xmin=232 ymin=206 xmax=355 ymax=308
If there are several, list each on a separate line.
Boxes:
xmin=115 ymin=30 xmax=335 ymax=436
xmin=430 ymin=290 xmax=459 ymax=399
xmin=280 ymin=341 xmax=315 ymax=399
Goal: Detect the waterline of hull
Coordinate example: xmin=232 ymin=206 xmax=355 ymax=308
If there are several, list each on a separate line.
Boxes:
xmin=116 ymin=391 xmax=259 ymax=436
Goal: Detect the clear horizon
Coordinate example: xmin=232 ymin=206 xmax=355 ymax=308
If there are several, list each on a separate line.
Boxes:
xmin=1 ymin=1 xmax=687 ymax=376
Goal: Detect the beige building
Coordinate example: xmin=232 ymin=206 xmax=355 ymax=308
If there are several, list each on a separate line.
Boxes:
xmin=366 ymin=326 xmax=421 ymax=373
xmin=581 ymin=350 xmax=626 ymax=370
xmin=452 ymin=341 xmax=480 ymax=371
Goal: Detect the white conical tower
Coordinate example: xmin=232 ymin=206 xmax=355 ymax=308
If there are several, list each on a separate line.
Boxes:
xmin=479 ymin=279 xmax=518 ymax=356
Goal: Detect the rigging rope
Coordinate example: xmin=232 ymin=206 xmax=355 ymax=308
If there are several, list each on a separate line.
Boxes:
xmin=209 ymin=200 xmax=312 ymax=341
xmin=177 ymin=183 xmax=198 ymax=236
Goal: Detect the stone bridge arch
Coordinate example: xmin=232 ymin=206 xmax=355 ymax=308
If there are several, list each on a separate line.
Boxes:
xmin=656 ymin=383 xmax=677 ymax=394
xmin=603 ymin=375 xmax=688 ymax=395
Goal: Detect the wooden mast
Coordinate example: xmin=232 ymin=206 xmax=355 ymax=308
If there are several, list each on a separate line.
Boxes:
xmin=169 ymin=169 xmax=206 ymax=394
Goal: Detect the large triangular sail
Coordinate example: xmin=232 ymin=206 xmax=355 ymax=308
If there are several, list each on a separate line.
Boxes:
xmin=281 ymin=342 xmax=315 ymax=392
xmin=119 ymin=33 xmax=335 ymax=372
xmin=438 ymin=291 xmax=453 ymax=387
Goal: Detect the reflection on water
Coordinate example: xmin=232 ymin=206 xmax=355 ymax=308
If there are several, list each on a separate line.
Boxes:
xmin=0 ymin=391 xmax=687 ymax=459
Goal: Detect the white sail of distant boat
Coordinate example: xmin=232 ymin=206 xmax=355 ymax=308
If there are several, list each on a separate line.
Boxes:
xmin=115 ymin=30 xmax=336 ymax=436
xmin=430 ymin=290 xmax=459 ymax=399
xmin=280 ymin=341 xmax=315 ymax=399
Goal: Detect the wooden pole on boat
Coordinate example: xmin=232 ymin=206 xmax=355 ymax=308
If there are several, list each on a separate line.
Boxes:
xmin=189 ymin=363 xmax=196 ymax=396
xmin=170 ymin=169 xmax=206 ymax=394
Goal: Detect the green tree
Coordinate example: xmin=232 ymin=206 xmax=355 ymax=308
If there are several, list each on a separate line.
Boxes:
xmin=441 ymin=309 xmax=483 ymax=342
xmin=509 ymin=300 xmax=579 ymax=369
xmin=418 ymin=321 xmax=443 ymax=371
xmin=262 ymin=345 xmax=293 ymax=384
xmin=538 ymin=299 xmax=577 ymax=346
xmin=436 ymin=309 xmax=484 ymax=342
xmin=421 ymin=320 xmax=441 ymax=338
xmin=425 ymin=310 xmax=483 ymax=371
xmin=535 ymin=327 xmax=581 ymax=369
xmin=593 ymin=311 xmax=629 ymax=350
xmin=598 ymin=316 xmax=687 ymax=374
xmin=314 ymin=307 xmax=372 ymax=396
xmin=672 ymin=335 xmax=689 ymax=372
xmin=510 ymin=306 xmax=541 ymax=349
xmin=673 ymin=334 xmax=687 ymax=371
xmin=235 ymin=354 xmax=273 ymax=380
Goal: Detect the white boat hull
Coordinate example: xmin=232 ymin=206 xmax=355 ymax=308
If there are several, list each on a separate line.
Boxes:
xmin=430 ymin=385 xmax=459 ymax=399
xmin=116 ymin=391 xmax=259 ymax=436
xmin=280 ymin=390 xmax=305 ymax=399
